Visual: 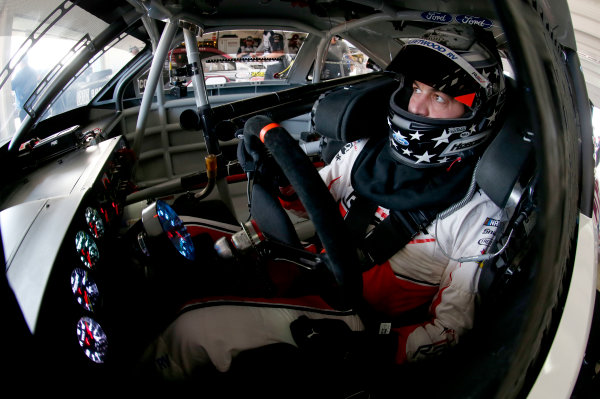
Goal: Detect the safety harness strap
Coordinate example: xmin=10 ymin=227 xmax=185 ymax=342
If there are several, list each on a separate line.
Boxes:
xmin=344 ymin=195 xmax=438 ymax=269
xmin=343 ymin=195 xmax=378 ymax=242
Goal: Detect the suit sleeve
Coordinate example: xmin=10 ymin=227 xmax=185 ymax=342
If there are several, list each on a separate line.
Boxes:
xmin=392 ymin=261 xmax=479 ymax=363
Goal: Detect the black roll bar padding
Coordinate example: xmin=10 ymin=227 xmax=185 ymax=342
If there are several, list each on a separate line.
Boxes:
xmin=180 ymin=108 xmax=202 ymax=131
xmin=256 ymin=124 xmax=363 ymax=310
xmin=210 ymin=72 xmax=394 ymax=126
xmin=197 ymin=103 xmax=221 ymax=155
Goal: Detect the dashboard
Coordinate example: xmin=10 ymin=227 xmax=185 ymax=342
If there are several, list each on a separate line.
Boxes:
xmin=1 ymin=134 xmax=141 ymax=377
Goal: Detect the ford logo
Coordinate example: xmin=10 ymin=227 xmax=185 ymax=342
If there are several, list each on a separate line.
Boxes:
xmin=393 ymin=132 xmax=409 ymax=146
xmin=456 ymin=15 xmax=493 ymax=28
xmin=421 ymin=11 xmax=453 ymax=23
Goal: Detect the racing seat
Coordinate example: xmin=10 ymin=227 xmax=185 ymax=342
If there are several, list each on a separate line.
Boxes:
xmin=245 ymin=73 xmax=399 ymax=248
xmin=475 ymin=111 xmax=537 ymax=307
xmin=302 ymin=73 xmax=399 ymax=164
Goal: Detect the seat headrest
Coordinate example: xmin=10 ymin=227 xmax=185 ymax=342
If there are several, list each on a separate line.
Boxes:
xmin=312 ymin=75 xmax=399 ymax=142
xmin=476 ymin=116 xmax=534 ymax=208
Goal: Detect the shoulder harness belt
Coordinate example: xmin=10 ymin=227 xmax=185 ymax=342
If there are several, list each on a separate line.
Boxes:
xmin=344 ymin=195 xmax=439 ymax=270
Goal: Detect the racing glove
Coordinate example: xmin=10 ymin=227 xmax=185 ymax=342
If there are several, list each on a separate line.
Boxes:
xmin=239 ymin=115 xmax=292 ymax=192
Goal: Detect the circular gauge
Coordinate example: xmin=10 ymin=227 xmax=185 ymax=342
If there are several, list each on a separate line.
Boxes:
xmin=75 ymin=230 xmax=99 ymax=269
xmin=142 ymin=200 xmax=196 ymax=261
xmin=76 ymin=316 xmax=108 ymax=364
xmin=70 ymin=268 xmax=100 ymax=312
xmin=85 ymin=207 xmax=105 ymax=239
xmin=157 ymin=201 xmax=195 ymax=260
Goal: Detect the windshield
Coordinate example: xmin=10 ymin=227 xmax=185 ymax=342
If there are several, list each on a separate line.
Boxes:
xmin=0 ymin=0 xmax=143 ymax=145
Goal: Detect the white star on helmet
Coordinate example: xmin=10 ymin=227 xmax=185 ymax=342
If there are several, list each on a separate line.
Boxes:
xmin=433 ymin=129 xmax=453 ymax=148
xmin=415 ymin=151 xmax=434 ymax=163
xmin=410 ymin=131 xmax=423 ymax=140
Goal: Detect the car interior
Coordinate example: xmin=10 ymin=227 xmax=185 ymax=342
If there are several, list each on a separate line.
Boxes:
xmin=1 ymin=0 xmax=597 ymax=397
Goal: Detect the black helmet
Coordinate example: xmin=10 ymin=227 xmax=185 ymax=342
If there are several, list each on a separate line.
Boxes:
xmin=388 ymin=24 xmax=505 ymax=168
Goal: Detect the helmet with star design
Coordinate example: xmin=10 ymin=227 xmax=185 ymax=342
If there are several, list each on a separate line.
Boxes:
xmin=386 ymin=24 xmax=505 ymax=168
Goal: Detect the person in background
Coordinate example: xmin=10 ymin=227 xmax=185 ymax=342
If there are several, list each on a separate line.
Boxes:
xmin=288 ymin=33 xmax=301 ymax=54
xmin=253 ymin=31 xmax=289 ymax=79
xmin=237 ymin=36 xmax=257 ymax=58
xmin=254 ymin=30 xmax=274 ymax=55
xmin=322 ymin=35 xmax=351 ymax=79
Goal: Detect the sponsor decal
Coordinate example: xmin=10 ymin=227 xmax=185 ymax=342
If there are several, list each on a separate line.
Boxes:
xmin=478 ymin=238 xmax=492 ymax=246
xmin=441 ymin=133 xmax=488 ymax=155
xmin=414 ymin=337 xmax=452 ymax=359
xmin=456 ymin=15 xmax=493 ymax=29
xmin=482 ymin=228 xmax=496 ymax=235
xmin=338 ymin=142 xmax=355 ymax=157
xmin=471 ymin=71 xmax=488 ymax=85
xmin=414 ymin=343 xmax=447 ymax=358
xmin=484 ymin=218 xmax=500 ymax=227
xmin=378 ymin=322 xmax=392 ymax=335
xmin=345 ymin=192 xmax=357 ymax=208
xmin=407 ymin=39 xmax=458 ymax=61
xmin=448 ymin=126 xmax=467 ymax=134
xmin=341 ymin=192 xmax=359 ymax=218
xmin=393 ymin=131 xmax=409 ymax=146
xmin=421 ymin=11 xmax=453 ymax=23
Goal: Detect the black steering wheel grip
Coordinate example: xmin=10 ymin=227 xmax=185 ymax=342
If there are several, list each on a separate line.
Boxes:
xmin=243 ymin=115 xmax=362 ymax=310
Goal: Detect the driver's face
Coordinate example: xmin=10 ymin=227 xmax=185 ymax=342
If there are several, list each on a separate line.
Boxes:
xmin=408 ymin=81 xmax=465 ymax=119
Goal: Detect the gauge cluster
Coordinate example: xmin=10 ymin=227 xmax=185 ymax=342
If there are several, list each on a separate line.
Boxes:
xmin=71 ymin=206 xmax=108 ymax=363
xmin=27 ymin=146 xmax=202 ymax=380
xmin=20 ymin=136 xmax=142 ymax=378
xmin=4 ymin=133 xmax=201 ymax=379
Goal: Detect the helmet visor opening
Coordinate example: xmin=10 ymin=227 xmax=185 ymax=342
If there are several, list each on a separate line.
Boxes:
xmin=391 ymin=82 xmax=474 ymax=124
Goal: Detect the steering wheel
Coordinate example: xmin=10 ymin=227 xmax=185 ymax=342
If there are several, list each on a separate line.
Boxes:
xmin=243 ymin=115 xmax=362 ymax=310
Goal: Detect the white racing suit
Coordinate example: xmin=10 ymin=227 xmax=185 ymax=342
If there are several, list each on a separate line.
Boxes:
xmin=147 ymin=138 xmax=504 ymax=379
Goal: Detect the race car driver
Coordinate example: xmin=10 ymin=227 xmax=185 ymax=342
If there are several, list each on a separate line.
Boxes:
xmin=142 ymin=23 xmax=507 ymax=381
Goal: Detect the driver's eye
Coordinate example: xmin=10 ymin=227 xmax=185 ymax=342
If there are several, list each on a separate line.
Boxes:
xmin=434 ymin=94 xmax=446 ymax=104
xmin=412 ymin=85 xmax=422 ymax=94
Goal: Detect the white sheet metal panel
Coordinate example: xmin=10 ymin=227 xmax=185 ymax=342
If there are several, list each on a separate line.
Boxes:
xmin=528 ymin=213 xmax=598 ymax=398
xmin=568 ymin=0 xmax=600 ymax=106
